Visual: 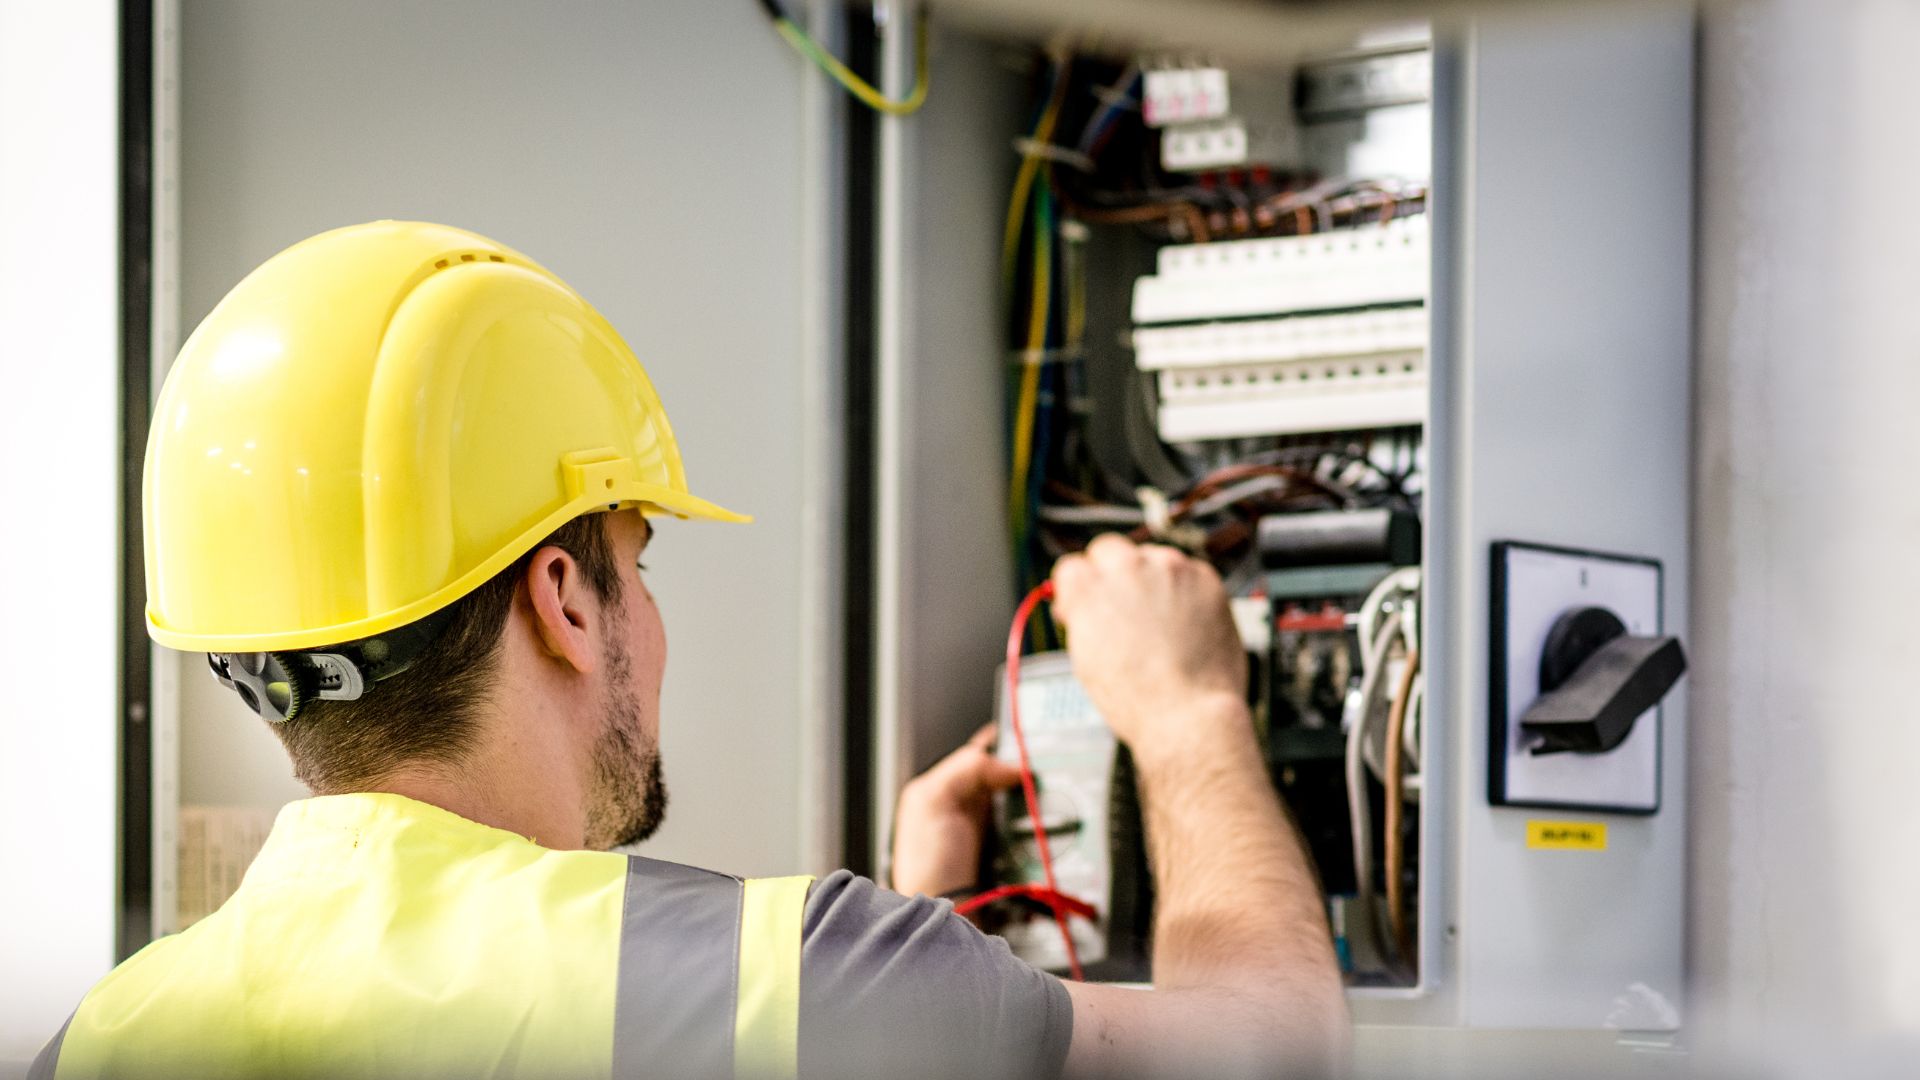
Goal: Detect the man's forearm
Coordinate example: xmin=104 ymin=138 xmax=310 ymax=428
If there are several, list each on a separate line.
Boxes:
xmin=1048 ymin=538 xmax=1349 ymax=1077
xmin=1130 ymin=693 xmax=1346 ymax=1015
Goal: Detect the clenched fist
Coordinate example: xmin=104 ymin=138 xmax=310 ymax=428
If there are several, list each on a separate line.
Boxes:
xmin=1048 ymin=534 xmax=1249 ymax=760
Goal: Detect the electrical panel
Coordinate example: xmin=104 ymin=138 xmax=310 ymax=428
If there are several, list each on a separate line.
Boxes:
xmin=878 ymin=3 xmax=1693 ymax=1044
xmin=949 ymin=31 xmax=1440 ymax=992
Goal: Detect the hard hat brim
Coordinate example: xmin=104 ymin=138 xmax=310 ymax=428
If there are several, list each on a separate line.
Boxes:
xmin=147 ymin=480 xmax=748 ymax=654
xmin=635 ymin=485 xmax=751 ymax=526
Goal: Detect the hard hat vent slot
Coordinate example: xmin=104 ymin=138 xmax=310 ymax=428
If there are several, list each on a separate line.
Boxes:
xmin=430 ymin=252 xmax=509 ymax=271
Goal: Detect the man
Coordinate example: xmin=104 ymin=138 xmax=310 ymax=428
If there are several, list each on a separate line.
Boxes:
xmin=33 ymin=222 xmax=1346 ymax=1079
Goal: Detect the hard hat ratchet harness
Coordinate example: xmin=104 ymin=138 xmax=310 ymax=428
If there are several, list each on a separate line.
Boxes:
xmin=207 ymin=604 xmax=456 ymax=723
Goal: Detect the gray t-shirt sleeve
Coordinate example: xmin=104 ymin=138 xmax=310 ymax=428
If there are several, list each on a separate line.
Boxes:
xmin=798 ymin=870 xmax=1074 ymax=1080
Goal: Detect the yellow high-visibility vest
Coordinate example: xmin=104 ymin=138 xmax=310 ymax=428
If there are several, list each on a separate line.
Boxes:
xmin=36 ymin=793 xmax=812 ymax=1080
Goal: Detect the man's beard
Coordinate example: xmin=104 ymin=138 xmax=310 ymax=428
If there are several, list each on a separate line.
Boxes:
xmin=585 ymin=639 xmax=668 ymax=850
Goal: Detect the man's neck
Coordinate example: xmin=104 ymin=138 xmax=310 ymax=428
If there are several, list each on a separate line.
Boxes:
xmin=367 ymin=730 xmax=590 ymax=850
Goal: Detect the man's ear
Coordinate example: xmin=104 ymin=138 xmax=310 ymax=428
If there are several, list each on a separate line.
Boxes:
xmin=525 ymin=545 xmax=598 ymax=674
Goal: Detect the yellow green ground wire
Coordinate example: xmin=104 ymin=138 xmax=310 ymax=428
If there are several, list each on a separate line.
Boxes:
xmin=1009 ymin=179 xmax=1053 ymax=545
xmin=771 ymin=10 xmax=929 ymax=116
xmin=1001 ymin=59 xmax=1071 ymax=292
xmin=1004 ymin=59 xmax=1070 ymax=566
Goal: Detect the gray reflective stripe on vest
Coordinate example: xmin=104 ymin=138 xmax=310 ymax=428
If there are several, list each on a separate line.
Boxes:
xmin=615 ymin=856 xmax=745 ymax=1080
xmin=26 ymin=1012 xmax=72 ymax=1080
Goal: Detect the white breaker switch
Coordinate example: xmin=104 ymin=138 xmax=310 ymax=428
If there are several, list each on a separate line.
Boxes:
xmin=1129 ymin=215 xmax=1430 ymax=440
xmin=1142 ymin=66 xmax=1230 ymax=127
xmin=1161 ymin=118 xmax=1249 ymax=171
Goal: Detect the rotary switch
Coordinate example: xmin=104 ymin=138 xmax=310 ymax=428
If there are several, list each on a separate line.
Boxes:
xmin=1519 ymin=606 xmax=1687 ymax=755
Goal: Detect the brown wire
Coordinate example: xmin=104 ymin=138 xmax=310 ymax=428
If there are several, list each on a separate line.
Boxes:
xmin=1180 ymin=203 xmax=1210 ymax=243
xmin=1047 ymin=157 xmax=1209 ymax=236
xmin=1178 ymin=462 xmax=1347 ymax=508
xmin=1066 ymin=200 xmax=1187 ymax=225
xmin=1117 ymin=464 xmax=1345 ymax=549
xmin=1060 ymin=162 xmax=1429 ymax=246
xmin=1202 ymin=518 xmax=1254 ymax=559
xmin=1042 ymin=480 xmax=1103 ymax=506
xmin=1382 ymin=643 xmax=1420 ymax=968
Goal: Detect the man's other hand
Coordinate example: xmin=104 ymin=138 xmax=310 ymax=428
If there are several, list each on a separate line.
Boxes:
xmin=890 ymin=724 xmax=1023 ymax=898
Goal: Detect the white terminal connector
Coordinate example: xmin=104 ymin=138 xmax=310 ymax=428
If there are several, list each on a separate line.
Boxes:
xmin=1134 ymin=307 xmax=1427 ymax=370
xmin=1161 ymin=118 xmax=1249 ymax=171
xmin=1142 ymin=67 xmax=1230 ymax=127
xmin=1131 ymin=216 xmax=1431 ymax=441
xmin=1132 ymin=214 xmax=1429 ymax=324
xmin=1152 ymin=352 xmax=1427 ymax=441
xmin=1230 ymin=595 xmax=1274 ymax=653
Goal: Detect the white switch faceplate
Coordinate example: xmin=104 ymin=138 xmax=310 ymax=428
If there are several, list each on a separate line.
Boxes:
xmin=1491 ymin=542 xmax=1664 ymax=814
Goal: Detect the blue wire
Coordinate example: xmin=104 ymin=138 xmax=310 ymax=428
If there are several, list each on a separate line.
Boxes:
xmin=1077 ymin=72 xmax=1141 ymax=155
xmin=1025 ymin=184 xmax=1062 ymax=648
xmin=1011 ymin=60 xmax=1066 ymax=623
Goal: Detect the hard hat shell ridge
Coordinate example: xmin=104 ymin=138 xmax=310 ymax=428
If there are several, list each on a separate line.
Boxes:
xmin=144 ymin=220 xmax=746 ymax=654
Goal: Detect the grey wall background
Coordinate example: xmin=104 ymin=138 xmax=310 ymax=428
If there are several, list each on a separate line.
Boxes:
xmin=175 ymin=0 xmax=815 ymax=877
xmin=1692 ymin=0 xmax=1920 ymax=1066
xmin=0 ymin=0 xmax=120 ymax=1064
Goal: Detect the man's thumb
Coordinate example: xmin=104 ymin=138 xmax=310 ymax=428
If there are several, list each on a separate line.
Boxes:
xmin=980 ymin=755 xmax=1024 ymax=791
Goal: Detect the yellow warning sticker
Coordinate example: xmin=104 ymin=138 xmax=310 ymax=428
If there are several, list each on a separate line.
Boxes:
xmin=1527 ymin=820 xmax=1608 ymax=851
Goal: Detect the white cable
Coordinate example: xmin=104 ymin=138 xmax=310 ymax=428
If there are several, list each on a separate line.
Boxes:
xmin=1401 ymin=590 xmax=1423 ymax=771
xmin=1358 ymin=566 xmax=1422 ymax=672
xmin=1403 ymin=678 xmax=1425 ymax=777
xmin=1010 ymin=137 xmax=1095 ymax=172
xmin=1037 ymin=474 xmax=1294 ymax=530
xmin=1395 ymin=589 xmax=1423 ymax=786
xmin=1135 ymin=486 xmax=1207 ymax=550
xmin=1346 ymin=566 xmax=1424 ymax=971
xmin=1036 ymin=504 xmax=1146 ymax=526
xmin=1346 ymin=610 xmax=1399 ymax=969
xmin=1356 ymin=569 xmax=1424 ymax=781
xmin=1180 ymin=474 xmax=1292 ymax=520
xmin=1137 ymin=486 xmax=1174 ymax=536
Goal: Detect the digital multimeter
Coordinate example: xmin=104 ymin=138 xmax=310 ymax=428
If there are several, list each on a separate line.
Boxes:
xmin=991 ymin=650 xmax=1117 ymax=971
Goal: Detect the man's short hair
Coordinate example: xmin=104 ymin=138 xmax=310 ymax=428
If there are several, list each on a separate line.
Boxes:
xmin=273 ymin=512 xmax=626 ymax=793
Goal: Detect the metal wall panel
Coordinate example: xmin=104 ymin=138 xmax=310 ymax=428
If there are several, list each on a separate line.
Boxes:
xmin=870 ymin=25 xmax=1023 ymax=874
xmin=1438 ymin=6 xmax=1695 ymax=1031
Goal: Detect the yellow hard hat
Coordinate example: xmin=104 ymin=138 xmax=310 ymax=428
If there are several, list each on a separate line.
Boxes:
xmin=145 ymin=220 xmax=746 ymax=655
